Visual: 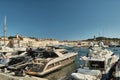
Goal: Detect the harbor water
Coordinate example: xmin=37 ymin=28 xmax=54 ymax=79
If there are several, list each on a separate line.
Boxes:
xmin=44 ymin=47 xmax=120 ymax=80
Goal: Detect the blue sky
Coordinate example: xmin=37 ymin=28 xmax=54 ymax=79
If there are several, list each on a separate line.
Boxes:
xmin=0 ymin=0 xmax=120 ymax=40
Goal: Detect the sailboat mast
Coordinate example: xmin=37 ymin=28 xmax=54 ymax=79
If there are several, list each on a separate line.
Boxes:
xmin=4 ymin=16 xmax=6 ymax=46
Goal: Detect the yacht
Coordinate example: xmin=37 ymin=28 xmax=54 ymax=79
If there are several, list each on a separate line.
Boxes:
xmin=0 ymin=47 xmax=27 ymax=72
xmin=7 ymin=47 xmax=77 ymax=76
xmin=71 ymin=44 xmax=119 ymax=80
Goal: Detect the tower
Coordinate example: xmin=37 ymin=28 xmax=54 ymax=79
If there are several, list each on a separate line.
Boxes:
xmin=4 ymin=16 xmax=6 ymax=46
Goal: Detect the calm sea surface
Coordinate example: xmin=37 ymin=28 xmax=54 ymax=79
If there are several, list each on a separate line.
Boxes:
xmin=44 ymin=47 xmax=120 ymax=80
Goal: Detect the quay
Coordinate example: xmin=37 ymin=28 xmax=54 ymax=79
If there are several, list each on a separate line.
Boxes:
xmin=0 ymin=72 xmax=48 ymax=80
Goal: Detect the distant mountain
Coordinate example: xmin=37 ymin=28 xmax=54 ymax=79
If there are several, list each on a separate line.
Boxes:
xmin=86 ymin=37 xmax=120 ymax=41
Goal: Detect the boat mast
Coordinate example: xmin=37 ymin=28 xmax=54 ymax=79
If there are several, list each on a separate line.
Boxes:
xmin=4 ymin=16 xmax=6 ymax=46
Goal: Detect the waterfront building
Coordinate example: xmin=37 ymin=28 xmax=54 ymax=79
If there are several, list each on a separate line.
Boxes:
xmin=80 ymin=41 xmax=89 ymax=47
xmin=0 ymin=37 xmax=9 ymax=46
xmin=7 ymin=35 xmax=59 ymax=48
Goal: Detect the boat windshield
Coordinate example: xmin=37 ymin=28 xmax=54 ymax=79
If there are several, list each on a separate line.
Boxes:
xmin=42 ymin=51 xmax=58 ymax=58
xmin=87 ymin=61 xmax=105 ymax=70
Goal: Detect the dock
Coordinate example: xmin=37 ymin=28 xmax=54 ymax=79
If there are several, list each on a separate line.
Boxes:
xmin=0 ymin=72 xmax=48 ymax=80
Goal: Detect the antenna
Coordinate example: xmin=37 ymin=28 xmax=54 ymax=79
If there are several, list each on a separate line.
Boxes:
xmin=4 ymin=16 xmax=6 ymax=46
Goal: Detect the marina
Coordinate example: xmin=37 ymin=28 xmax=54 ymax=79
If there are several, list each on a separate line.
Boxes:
xmin=0 ymin=44 xmax=120 ymax=80
xmin=1 ymin=1 xmax=120 ymax=80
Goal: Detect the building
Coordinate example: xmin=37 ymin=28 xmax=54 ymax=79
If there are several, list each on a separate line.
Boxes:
xmin=7 ymin=35 xmax=59 ymax=48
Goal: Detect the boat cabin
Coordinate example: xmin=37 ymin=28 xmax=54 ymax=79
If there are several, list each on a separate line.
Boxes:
xmin=83 ymin=58 xmax=105 ymax=71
